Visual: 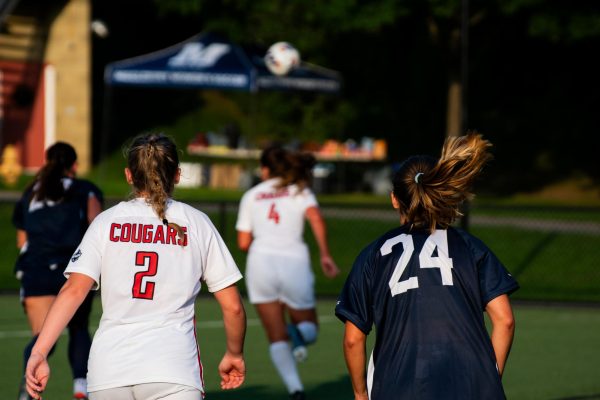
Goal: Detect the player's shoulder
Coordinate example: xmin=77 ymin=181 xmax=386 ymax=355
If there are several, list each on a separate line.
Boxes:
xmin=247 ymin=179 xmax=274 ymax=194
xmin=70 ymin=178 xmax=102 ymax=194
xmin=168 ymin=199 xmax=215 ymax=227
xmin=448 ymin=226 xmax=491 ymax=259
xmin=357 ymin=225 xmax=410 ymax=262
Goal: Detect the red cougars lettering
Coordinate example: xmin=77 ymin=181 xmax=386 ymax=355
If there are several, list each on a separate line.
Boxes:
xmin=153 ymin=225 xmax=165 ymax=244
xmin=109 ymin=223 xmax=188 ymax=247
xmin=256 ymin=189 xmax=290 ymax=200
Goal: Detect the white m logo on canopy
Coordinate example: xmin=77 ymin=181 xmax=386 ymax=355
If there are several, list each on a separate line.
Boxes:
xmin=168 ymin=43 xmax=231 ymax=68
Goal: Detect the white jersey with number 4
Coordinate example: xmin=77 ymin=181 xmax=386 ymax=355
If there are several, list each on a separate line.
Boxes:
xmin=65 ymin=197 xmax=242 ymax=393
xmin=236 ymin=178 xmax=318 ymax=257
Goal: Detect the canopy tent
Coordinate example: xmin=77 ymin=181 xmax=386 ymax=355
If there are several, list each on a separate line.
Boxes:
xmin=99 ymin=32 xmax=342 ymax=174
xmin=104 ymin=32 xmax=342 ymax=93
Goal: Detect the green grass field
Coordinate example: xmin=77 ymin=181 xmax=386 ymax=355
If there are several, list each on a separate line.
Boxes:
xmin=0 ymin=295 xmax=598 ymax=400
xmin=1 ymin=201 xmax=599 ymax=302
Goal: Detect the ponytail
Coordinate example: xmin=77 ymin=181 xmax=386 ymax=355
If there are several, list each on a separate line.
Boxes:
xmin=260 ymin=145 xmax=316 ymax=191
xmin=392 ymin=132 xmax=492 ymax=232
xmin=33 ymin=142 xmax=77 ymax=201
xmin=126 ymin=133 xmax=185 ymax=241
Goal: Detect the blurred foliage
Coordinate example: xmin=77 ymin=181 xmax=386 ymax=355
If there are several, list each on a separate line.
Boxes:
xmin=91 ymin=0 xmax=600 ymax=197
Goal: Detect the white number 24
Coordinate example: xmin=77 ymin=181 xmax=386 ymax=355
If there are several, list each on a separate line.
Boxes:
xmin=380 ymin=230 xmax=454 ymax=297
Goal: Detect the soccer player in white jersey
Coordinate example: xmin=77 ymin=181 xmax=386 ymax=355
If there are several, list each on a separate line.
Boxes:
xmin=24 ymin=134 xmax=247 ymax=400
xmin=336 ymin=133 xmax=518 ymax=400
xmin=236 ymin=145 xmax=340 ymax=400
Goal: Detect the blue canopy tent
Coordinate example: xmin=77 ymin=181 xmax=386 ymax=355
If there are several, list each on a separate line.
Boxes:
xmin=104 ymin=32 xmax=342 ymax=93
xmin=100 ymin=32 xmax=342 ymax=162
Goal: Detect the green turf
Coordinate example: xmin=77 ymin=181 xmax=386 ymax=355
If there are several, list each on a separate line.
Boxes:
xmin=0 ymin=296 xmax=598 ymax=399
xmin=1 ymin=202 xmax=599 ymax=302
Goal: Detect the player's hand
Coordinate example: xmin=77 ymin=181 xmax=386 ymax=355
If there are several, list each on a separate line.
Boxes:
xmin=218 ymin=351 xmax=245 ymax=390
xmin=25 ymin=351 xmax=50 ymax=399
xmin=321 ymin=255 xmax=340 ymax=278
xmin=354 ymin=392 xmax=369 ymax=400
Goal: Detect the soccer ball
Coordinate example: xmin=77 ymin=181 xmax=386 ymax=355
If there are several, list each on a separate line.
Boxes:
xmin=264 ymin=42 xmax=300 ymax=76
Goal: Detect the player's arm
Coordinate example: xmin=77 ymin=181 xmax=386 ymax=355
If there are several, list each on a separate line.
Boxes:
xmin=485 ymin=294 xmax=515 ymax=378
xmin=213 ymin=284 xmax=247 ymax=389
xmin=16 ymin=229 xmax=27 ymax=249
xmin=343 ymin=321 xmax=369 ymax=400
xmin=237 ymin=230 xmax=252 ymax=252
xmin=25 ymin=273 xmax=95 ymax=398
xmin=305 ymin=206 xmax=339 ymax=278
xmin=87 ymin=194 xmax=102 ymax=224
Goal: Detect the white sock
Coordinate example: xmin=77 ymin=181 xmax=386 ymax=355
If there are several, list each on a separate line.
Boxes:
xmin=297 ymin=321 xmax=318 ymax=345
xmin=73 ymin=377 xmax=87 ymax=395
xmin=269 ymin=341 xmax=303 ymax=393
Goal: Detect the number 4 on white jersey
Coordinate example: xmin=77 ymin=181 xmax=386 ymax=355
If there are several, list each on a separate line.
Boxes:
xmin=380 ymin=230 xmax=454 ymax=297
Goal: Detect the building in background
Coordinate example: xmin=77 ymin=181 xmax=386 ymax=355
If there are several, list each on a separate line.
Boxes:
xmin=0 ymin=0 xmax=92 ymax=175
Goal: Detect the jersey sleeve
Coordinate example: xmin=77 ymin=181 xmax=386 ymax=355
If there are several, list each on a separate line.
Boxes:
xmin=202 ymin=217 xmax=243 ymax=293
xmin=77 ymin=179 xmax=104 ymax=205
xmin=64 ymin=214 xmax=105 ymax=290
xmin=460 ymin=231 xmax=519 ymax=308
xmin=235 ymin=191 xmax=253 ymax=232
xmin=300 ymin=188 xmax=319 ymax=212
xmin=335 ymin=245 xmax=374 ymax=335
xmin=12 ymin=188 xmax=32 ymax=230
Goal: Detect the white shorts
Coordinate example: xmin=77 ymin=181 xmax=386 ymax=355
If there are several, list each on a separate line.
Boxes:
xmin=89 ymin=383 xmax=201 ymax=400
xmin=245 ymin=249 xmax=315 ymax=309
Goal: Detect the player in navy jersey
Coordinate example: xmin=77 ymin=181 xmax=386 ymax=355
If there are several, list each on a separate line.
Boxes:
xmin=13 ymin=142 xmax=103 ymax=400
xmin=336 ymin=133 xmax=518 ymax=400
xmin=23 ymin=134 xmax=246 ymax=400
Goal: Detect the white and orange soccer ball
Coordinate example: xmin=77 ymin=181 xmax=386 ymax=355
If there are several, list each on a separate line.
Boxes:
xmin=264 ymin=42 xmax=300 ymax=76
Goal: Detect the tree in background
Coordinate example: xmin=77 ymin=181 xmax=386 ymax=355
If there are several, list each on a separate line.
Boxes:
xmin=94 ymin=0 xmax=599 ymax=192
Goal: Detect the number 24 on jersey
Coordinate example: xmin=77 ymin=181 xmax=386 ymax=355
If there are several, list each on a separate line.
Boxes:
xmin=381 ymin=230 xmax=454 ymax=297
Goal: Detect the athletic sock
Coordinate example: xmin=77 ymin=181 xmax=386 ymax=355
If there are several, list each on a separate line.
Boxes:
xmin=23 ymin=335 xmax=55 ymax=371
xmin=296 ymin=321 xmax=318 ymax=345
xmin=23 ymin=335 xmax=39 ymax=373
xmin=269 ymin=341 xmax=303 ymax=394
xmin=73 ymin=377 xmax=87 ymax=396
xmin=68 ymin=326 xmax=91 ymax=378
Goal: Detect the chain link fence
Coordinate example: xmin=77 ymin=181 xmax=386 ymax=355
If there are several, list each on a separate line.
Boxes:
xmin=180 ymin=200 xmax=600 ymax=303
xmin=1 ymin=196 xmax=598 ymax=302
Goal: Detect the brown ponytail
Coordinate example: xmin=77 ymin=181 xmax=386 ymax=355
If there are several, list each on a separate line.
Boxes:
xmin=260 ymin=145 xmax=316 ymax=191
xmin=392 ymin=132 xmax=493 ymax=232
xmin=32 ymin=142 xmax=77 ymax=202
xmin=126 ymin=133 xmax=185 ymax=241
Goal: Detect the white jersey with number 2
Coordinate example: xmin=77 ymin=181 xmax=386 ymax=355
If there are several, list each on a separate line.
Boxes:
xmin=64 ymin=198 xmax=242 ymax=393
xmin=236 ymin=178 xmax=318 ymax=257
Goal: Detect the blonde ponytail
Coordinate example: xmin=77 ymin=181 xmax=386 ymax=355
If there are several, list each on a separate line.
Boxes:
xmin=392 ymin=132 xmax=493 ymax=232
xmin=126 ymin=133 xmax=185 ymax=241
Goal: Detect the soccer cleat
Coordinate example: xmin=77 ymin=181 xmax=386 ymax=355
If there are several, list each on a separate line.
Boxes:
xmin=287 ymin=323 xmax=308 ymax=362
xmin=290 ymin=390 xmax=306 ymax=400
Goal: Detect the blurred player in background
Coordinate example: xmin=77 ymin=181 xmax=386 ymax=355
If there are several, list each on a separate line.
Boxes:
xmin=236 ymin=145 xmax=340 ymax=400
xmin=336 ymin=133 xmax=518 ymax=400
xmin=13 ymin=142 xmax=103 ymax=400
xmin=24 ymin=133 xmax=246 ymax=400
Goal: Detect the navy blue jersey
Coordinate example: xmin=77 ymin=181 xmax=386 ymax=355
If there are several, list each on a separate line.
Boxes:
xmin=335 ymin=225 xmax=518 ymax=400
xmin=12 ymin=178 xmax=103 ymax=270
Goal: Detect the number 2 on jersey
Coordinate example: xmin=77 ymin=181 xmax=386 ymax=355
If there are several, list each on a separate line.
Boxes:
xmin=268 ymin=203 xmax=280 ymax=224
xmin=132 ymin=251 xmax=158 ymax=300
xmin=381 ymin=230 xmax=454 ymax=297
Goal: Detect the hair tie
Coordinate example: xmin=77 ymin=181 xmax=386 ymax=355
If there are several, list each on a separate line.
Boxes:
xmin=414 ymin=172 xmax=424 ymax=183
xmin=162 ymin=218 xmax=169 ymax=225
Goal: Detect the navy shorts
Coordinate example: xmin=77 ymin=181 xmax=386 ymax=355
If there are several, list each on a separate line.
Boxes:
xmin=19 ymin=263 xmax=94 ymax=326
xmin=20 ymin=263 xmax=68 ymax=298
